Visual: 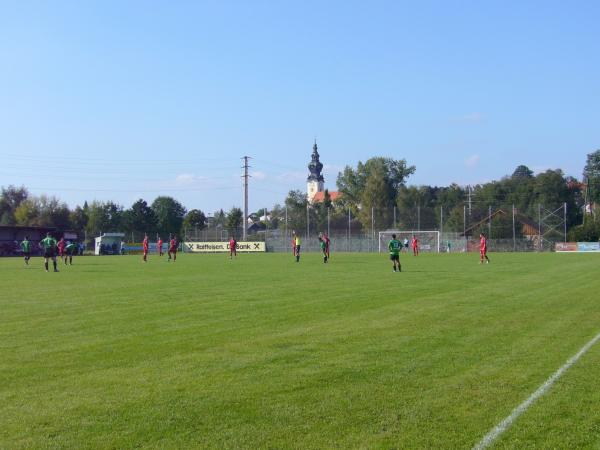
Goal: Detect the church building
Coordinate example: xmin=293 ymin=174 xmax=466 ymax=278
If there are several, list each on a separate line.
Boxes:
xmin=306 ymin=141 xmax=342 ymax=204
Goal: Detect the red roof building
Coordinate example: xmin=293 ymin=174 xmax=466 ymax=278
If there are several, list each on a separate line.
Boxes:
xmin=311 ymin=191 xmax=342 ymax=203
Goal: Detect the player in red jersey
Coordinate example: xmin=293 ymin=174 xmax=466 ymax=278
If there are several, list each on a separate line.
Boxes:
xmin=411 ymin=235 xmax=419 ymax=256
xmin=479 ymin=233 xmax=490 ymax=264
xmin=168 ymin=235 xmax=178 ymax=262
xmin=157 ymin=236 xmax=163 ymax=256
xmin=142 ymin=234 xmax=149 ymax=262
xmin=323 ymin=233 xmax=331 ymax=261
xmin=57 ymin=237 xmax=66 ymax=263
xmin=229 ymin=236 xmax=237 ymax=259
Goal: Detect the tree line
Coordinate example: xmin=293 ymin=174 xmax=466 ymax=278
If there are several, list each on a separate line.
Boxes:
xmin=0 ymin=190 xmax=245 ymax=242
xmin=2 ymin=149 xmax=600 ymax=242
xmin=276 ymin=150 xmax=600 ymax=241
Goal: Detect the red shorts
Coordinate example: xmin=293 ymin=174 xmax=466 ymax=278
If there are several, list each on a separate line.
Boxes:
xmin=169 ymin=247 xmax=177 ymax=253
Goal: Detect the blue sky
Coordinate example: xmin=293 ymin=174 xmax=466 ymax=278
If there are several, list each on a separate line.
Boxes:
xmin=1 ymin=1 xmax=598 ymax=213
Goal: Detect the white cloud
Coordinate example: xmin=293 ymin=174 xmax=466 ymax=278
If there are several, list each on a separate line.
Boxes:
xmin=251 ymin=170 xmax=267 ymax=180
xmin=174 ymin=174 xmax=206 ymax=185
xmin=464 ymin=154 xmax=480 ymax=168
xmin=454 ymin=112 xmax=483 ymax=123
xmin=323 ymin=164 xmax=344 ymax=176
xmin=531 ymin=165 xmax=550 ymax=175
xmin=276 ymin=171 xmax=306 ymax=182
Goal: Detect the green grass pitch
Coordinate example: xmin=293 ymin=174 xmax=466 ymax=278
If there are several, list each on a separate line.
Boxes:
xmin=1 ymin=252 xmax=600 ymax=449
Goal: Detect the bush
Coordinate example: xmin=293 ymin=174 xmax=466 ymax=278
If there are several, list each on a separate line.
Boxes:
xmin=567 ymin=219 xmax=600 ymax=242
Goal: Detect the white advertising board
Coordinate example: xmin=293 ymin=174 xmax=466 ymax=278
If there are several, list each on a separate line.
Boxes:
xmin=183 ymin=242 xmax=266 ymax=253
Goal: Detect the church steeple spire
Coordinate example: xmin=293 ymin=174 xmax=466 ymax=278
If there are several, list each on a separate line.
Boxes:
xmin=307 ymin=140 xmax=324 ymax=183
xmin=307 ymin=140 xmax=325 ymax=201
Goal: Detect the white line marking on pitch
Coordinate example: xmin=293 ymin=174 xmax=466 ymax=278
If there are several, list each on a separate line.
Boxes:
xmin=473 ymin=331 xmax=600 ymax=450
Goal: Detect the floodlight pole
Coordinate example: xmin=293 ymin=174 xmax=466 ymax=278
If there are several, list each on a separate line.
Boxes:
xmin=564 ymin=202 xmax=567 ymax=242
xmin=371 ymin=207 xmax=374 ymax=252
xmin=348 ymin=207 xmax=351 ymax=252
xmin=463 ymin=205 xmax=467 ymax=253
xmin=306 ymin=203 xmax=310 ymax=245
xmin=488 ymin=205 xmax=492 ymax=238
xmin=284 ymin=207 xmax=288 ymax=245
xmin=538 ymin=203 xmax=542 ymax=251
xmin=512 ymin=204 xmax=516 ymax=251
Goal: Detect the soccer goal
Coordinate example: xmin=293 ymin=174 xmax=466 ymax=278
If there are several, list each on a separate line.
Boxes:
xmin=378 ymin=230 xmax=441 ymax=253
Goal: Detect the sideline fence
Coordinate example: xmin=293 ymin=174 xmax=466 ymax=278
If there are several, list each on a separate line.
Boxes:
xmin=179 ymin=204 xmax=570 ymax=253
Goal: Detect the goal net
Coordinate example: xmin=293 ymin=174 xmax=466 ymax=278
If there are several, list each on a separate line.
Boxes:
xmin=378 ymin=230 xmax=440 ymax=253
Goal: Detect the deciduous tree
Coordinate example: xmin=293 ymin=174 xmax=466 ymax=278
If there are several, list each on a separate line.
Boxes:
xmin=151 ymin=196 xmax=186 ymax=237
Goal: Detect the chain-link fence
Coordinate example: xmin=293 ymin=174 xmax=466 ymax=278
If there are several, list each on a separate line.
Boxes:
xmin=178 ymin=204 xmax=571 ymax=253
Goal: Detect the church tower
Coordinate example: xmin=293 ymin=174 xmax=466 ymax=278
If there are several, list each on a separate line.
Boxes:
xmin=307 ymin=140 xmax=324 ymax=201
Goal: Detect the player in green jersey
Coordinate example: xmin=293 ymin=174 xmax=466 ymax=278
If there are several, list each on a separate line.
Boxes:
xmin=20 ymin=236 xmax=32 ymax=265
xmin=318 ymin=232 xmax=330 ymax=263
xmin=39 ymin=232 xmax=59 ymax=272
xmin=318 ymin=234 xmax=327 ymax=263
xmin=65 ymin=241 xmax=78 ymax=265
xmin=388 ymin=234 xmax=402 ymax=272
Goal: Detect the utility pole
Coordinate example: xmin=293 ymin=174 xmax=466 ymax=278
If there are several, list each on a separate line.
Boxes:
xmin=242 ymin=156 xmax=251 ymax=240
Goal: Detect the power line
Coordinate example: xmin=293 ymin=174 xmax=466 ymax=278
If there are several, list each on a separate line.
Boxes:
xmin=23 ymin=186 xmax=240 ymax=193
xmin=3 ymin=153 xmax=232 ymax=164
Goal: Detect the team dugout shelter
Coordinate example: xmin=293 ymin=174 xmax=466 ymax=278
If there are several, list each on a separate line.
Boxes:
xmin=94 ymin=232 xmax=125 ymax=255
xmin=0 ymin=225 xmax=57 ymax=256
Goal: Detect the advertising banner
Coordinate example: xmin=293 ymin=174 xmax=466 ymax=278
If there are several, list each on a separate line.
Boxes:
xmin=577 ymin=242 xmax=600 ymax=252
xmin=555 ymin=242 xmax=600 ymax=252
xmin=555 ymin=242 xmax=578 ymax=252
xmin=184 ymin=242 xmax=266 ymax=253
xmin=124 ymin=243 xmax=164 ymax=252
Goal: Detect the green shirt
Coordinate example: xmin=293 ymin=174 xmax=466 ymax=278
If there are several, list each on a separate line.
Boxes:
xmin=40 ymin=237 xmax=57 ymax=250
xmin=21 ymin=240 xmax=31 ymax=252
xmin=66 ymin=243 xmax=77 ymax=251
xmin=388 ymin=239 xmax=401 ymax=256
xmin=320 ymin=240 xmax=326 ymax=250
